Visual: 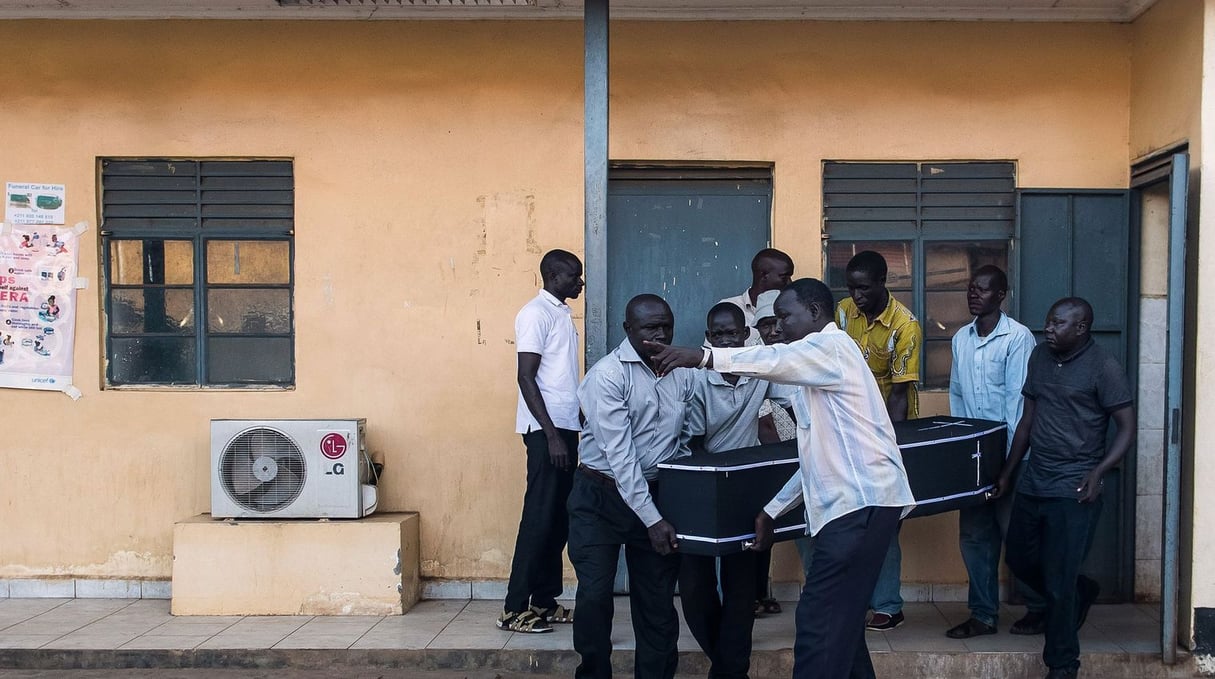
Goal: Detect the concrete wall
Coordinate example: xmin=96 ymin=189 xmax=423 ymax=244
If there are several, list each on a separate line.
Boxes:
xmin=1128 ymin=0 xmax=1204 ymax=614
xmin=0 ymin=19 xmax=1132 ymax=588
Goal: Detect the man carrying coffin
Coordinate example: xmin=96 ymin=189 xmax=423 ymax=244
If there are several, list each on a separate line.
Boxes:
xmin=649 ymin=278 xmax=915 ymax=679
xmin=681 ymin=302 xmax=794 ymax=679
xmin=570 ymin=294 xmax=697 ymax=679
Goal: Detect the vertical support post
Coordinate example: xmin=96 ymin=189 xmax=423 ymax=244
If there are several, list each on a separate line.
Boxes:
xmin=584 ymin=0 xmax=609 ymax=366
xmin=1162 ymin=152 xmax=1189 ymax=664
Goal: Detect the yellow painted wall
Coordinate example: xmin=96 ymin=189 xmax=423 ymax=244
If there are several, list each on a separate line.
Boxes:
xmin=1129 ymin=0 xmax=1204 ymax=644
xmin=0 ymin=19 xmax=1131 ymax=585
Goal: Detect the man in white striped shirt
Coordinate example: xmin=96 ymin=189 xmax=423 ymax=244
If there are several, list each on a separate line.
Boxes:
xmin=649 ymin=278 xmax=915 ymax=679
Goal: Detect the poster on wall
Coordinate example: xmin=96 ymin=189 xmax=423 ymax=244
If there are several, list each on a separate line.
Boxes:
xmin=6 ymin=183 xmax=66 ymax=225
xmin=0 ymin=222 xmax=82 ymax=397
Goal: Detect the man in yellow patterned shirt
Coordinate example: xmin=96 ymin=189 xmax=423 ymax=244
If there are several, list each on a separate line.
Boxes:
xmin=835 ymin=249 xmax=922 ymax=631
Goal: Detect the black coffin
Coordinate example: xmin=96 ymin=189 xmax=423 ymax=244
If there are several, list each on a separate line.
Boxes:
xmin=655 ymin=417 xmax=1007 ymax=556
xmin=895 ymin=416 xmax=1006 ymax=519
xmin=656 ymin=440 xmax=802 ymax=557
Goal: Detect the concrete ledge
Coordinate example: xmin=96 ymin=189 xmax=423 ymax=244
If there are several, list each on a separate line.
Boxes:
xmin=172 ymin=512 xmax=420 ymax=616
xmin=0 ymin=578 xmax=171 ymax=599
xmin=0 ymin=648 xmax=1198 ymax=678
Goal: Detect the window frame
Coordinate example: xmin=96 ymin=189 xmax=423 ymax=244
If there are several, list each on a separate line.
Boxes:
xmin=821 ymin=161 xmax=1019 ymax=391
xmin=99 ymin=158 xmax=295 ymax=390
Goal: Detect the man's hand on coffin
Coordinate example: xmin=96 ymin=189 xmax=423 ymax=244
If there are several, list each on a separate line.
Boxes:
xmin=648 ymin=519 xmax=680 ymax=555
xmin=750 ymin=513 xmax=775 ymax=552
xmin=644 ymin=342 xmax=709 ymax=376
xmin=546 ymin=431 xmax=572 ymax=471
xmin=989 ymin=473 xmax=1012 ymax=500
xmin=1077 ymin=469 xmax=1105 ymax=503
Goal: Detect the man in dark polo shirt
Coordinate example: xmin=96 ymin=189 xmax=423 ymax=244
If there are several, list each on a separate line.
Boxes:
xmin=991 ymin=297 xmax=1135 ymax=679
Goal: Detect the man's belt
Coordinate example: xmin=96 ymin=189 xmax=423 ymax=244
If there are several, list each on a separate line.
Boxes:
xmin=578 ymin=464 xmax=659 ymax=492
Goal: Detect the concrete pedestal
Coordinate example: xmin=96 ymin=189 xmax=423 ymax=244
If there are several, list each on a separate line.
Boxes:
xmin=171 ymin=512 xmax=419 ymax=616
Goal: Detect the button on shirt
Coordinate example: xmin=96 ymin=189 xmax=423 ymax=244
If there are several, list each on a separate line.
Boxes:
xmin=689 ymin=371 xmax=795 ymax=454
xmin=711 ymin=323 xmax=916 ymax=536
xmin=949 ymin=313 xmax=1037 ymax=455
xmin=515 ymin=290 xmax=581 ymax=434
xmin=578 ymin=339 xmax=697 ymax=527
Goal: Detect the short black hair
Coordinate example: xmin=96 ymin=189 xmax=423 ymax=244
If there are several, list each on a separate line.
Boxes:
xmin=751 ymin=248 xmax=795 ymax=274
xmin=845 ymin=250 xmax=887 ymax=281
xmin=625 ymin=293 xmax=670 ymax=322
xmin=972 ymin=265 xmax=1008 ymax=293
xmin=706 ymin=302 xmax=746 ymax=329
xmin=1050 ymin=296 xmax=1094 ymax=326
xmin=539 ymin=249 xmax=580 ymax=282
xmin=784 ymin=278 xmax=834 ymax=314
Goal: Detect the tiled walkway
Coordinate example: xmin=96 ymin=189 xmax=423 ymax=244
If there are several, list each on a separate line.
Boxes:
xmin=0 ymin=597 xmax=1194 ymax=678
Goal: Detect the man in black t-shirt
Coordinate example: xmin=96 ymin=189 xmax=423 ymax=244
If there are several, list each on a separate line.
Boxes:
xmin=990 ymin=297 xmax=1135 ymax=679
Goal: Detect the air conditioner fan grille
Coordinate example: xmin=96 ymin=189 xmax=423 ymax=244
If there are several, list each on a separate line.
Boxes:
xmin=219 ymin=427 xmax=307 ymax=512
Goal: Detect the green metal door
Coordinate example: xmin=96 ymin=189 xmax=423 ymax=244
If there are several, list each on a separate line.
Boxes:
xmin=1018 ymin=189 xmax=1133 ymax=602
xmin=604 ymin=171 xmax=773 ymax=353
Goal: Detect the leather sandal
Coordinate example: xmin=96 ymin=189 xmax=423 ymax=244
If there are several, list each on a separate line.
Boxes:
xmin=496 ymin=609 xmax=553 ymax=633
xmin=532 ymin=603 xmax=574 ymax=624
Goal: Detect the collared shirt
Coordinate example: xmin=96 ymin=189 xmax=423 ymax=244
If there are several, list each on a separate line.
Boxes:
xmin=712 ymin=323 xmax=916 ymax=536
xmin=949 ymin=313 xmax=1037 ymax=455
xmin=578 ymin=339 xmax=697 ymax=527
xmin=688 ymin=371 xmax=795 ymax=454
xmin=515 ymin=289 xmax=581 ymax=434
xmin=719 ymin=289 xmax=764 ymax=347
xmin=836 ymin=295 xmax=922 ymax=418
xmin=1018 ymin=338 xmax=1134 ymax=499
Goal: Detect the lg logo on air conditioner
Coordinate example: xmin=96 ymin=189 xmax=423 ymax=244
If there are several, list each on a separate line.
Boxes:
xmin=321 ymin=432 xmax=348 ymax=476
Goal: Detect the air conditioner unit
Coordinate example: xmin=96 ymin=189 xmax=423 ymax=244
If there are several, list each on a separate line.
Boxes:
xmin=210 ymin=419 xmax=378 ymax=519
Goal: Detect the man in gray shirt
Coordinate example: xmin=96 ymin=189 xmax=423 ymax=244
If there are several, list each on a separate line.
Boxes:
xmin=570 ymin=294 xmax=697 ymax=679
xmin=680 ymin=302 xmax=793 ymax=679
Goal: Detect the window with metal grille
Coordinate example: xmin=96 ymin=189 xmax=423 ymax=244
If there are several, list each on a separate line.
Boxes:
xmin=100 ymin=159 xmax=294 ymax=387
xmin=822 ymin=161 xmax=1015 ymax=389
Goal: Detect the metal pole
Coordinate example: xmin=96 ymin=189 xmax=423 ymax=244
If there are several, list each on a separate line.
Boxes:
xmin=1161 ymin=152 xmax=1189 ymax=664
xmin=584 ymin=0 xmax=608 ymax=366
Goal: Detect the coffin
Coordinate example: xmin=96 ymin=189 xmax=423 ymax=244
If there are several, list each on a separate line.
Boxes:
xmin=655 ymin=416 xmax=1006 ymax=556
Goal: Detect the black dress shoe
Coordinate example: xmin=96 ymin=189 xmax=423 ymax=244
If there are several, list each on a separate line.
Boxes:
xmin=1010 ymin=611 xmax=1046 ymax=635
xmin=945 ymin=617 xmax=997 ymax=639
xmin=1045 ymin=667 xmax=1078 ymax=679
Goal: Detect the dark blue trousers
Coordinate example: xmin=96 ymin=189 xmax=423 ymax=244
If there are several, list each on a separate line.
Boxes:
xmin=568 ymin=472 xmax=681 ymax=679
xmin=679 ymin=550 xmax=757 ymax=679
xmin=1005 ymin=493 xmax=1103 ymax=673
xmin=503 ymin=428 xmax=577 ymax=614
xmin=794 ymin=506 xmax=901 ymax=679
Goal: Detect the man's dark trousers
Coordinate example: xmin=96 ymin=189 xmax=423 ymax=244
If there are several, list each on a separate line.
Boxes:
xmin=794 ymin=506 xmax=901 ymax=679
xmin=504 ymin=428 xmax=577 ymax=614
xmin=679 ymin=550 xmax=757 ymax=679
xmin=568 ymin=472 xmax=681 ymax=679
xmin=1005 ymin=493 xmax=1102 ymax=674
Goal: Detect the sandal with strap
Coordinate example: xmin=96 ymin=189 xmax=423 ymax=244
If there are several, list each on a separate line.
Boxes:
xmin=497 ymin=609 xmax=553 ymax=634
xmin=532 ymin=603 xmax=574 ymax=624
xmin=757 ymin=598 xmax=782 ymax=615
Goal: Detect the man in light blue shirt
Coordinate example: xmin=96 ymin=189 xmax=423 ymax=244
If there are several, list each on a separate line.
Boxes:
xmin=946 ymin=265 xmax=1045 ymax=638
xmin=570 ymin=294 xmax=696 ymax=679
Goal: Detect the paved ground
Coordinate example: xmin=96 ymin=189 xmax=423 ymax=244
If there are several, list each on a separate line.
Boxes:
xmin=0 ymin=597 xmax=1196 ymax=678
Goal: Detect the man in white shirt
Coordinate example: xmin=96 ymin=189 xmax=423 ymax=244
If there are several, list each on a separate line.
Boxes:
xmin=719 ymin=248 xmax=795 ymax=345
xmin=946 ymin=265 xmax=1046 ymax=639
xmin=498 ymin=249 xmax=584 ymax=634
xmin=571 ymin=294 xmax=697 ymax=679
xmin=649 ymin=278 xmax=915 ymax=679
